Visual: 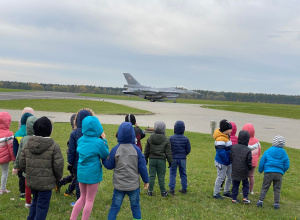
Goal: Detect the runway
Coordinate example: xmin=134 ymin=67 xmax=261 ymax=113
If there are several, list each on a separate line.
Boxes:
xmin=1 ymin=91 xmax=299 ymax=149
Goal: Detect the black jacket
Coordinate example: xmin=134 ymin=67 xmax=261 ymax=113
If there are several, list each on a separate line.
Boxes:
xmin=230 ymin=130 xmax=252 ymax=181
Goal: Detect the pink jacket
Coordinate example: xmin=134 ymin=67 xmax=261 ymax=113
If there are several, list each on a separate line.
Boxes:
xmin=230 ymin=122 xmax=238 ymax=145
xmin=242 ymin=123 xmax=261 ymax=167
xmin=0 ymin=112 xmax=15 ymax=164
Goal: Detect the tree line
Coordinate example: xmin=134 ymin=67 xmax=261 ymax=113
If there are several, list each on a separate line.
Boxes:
xmin=1 ymin=81 xmax=300 ymax=105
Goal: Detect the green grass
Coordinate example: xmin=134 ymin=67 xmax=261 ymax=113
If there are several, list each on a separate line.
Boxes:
xmin=0 ymin=99 xmax=152 ymax=115
xmin=0 ymin=88 xmax=30 ymax=92
xmin=1 ymin=122 xmax=299 ymax=219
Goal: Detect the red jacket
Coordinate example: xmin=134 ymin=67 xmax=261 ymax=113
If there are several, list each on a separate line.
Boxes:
xmin=0 ymin=112 xmax=15 ymax=164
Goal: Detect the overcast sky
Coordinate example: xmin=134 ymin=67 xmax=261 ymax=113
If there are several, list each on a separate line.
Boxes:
xmin=1 ymin=1 xmax=300 ymax=95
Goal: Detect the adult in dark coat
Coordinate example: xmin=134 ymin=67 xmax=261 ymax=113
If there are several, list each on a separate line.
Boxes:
xmin=230 ymin=130 xmax=252 ymax=203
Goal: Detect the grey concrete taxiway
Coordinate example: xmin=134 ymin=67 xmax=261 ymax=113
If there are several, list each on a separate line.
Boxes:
xmin=1 ymin=91 xmax=299 ymax=149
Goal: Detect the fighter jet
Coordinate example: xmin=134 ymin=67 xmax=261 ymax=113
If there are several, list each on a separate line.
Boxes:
xmin=122 ymin=73 xmax=200 ymax=103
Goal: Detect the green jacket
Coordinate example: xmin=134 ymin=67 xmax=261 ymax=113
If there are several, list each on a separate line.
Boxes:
xmin=19 ymin=136 xmax=64 ymax=191
xmin=144 ymin=133 xmax=172 ymax=165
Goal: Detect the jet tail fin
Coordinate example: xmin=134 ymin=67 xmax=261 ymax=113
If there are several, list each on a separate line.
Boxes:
xmin=123 ymin=73 xmax=141 ymax=85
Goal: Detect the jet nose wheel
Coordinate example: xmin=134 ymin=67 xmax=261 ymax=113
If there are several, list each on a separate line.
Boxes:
xmin=174 ymin=100 xmax=177 ymax=103
xmin=150 ymin=98 xmax=155 ymax=102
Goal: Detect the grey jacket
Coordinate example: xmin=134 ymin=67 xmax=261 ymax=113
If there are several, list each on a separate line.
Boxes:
xmin=19 ymin=136 xmax=64 ymax=191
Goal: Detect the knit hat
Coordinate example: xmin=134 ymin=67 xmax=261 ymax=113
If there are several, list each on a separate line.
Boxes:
xmin=219 ymin=119 xmax=232 ymax=132
xmin=21 ymin=107 xmax=34 ymax=116
xmin=154 ymin=121 xmax=166 ymax=134
xmin=273 ymin=135 xmax=285 ymax=148
xmin=125 ymin=114 xmax=136 ymax=125
xmin=33 ymin=116 xmax=52 ymax=137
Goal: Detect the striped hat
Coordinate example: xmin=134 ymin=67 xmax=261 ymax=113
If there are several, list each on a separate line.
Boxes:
xmin=273 ymin=135 xmax=285 ymax=148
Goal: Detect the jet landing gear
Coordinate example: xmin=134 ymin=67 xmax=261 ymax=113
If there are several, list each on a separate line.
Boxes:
xmin=150 ymin=98 xmax=155 ymax=102
xmin=174 ymin=100 xmax=177 ymax=103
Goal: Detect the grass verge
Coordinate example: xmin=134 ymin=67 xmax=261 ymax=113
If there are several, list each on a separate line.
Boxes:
xmin=0 ymin=122 xmax=299 ymax=219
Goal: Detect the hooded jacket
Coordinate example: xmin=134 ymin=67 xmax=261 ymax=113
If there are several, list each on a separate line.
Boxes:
xmin=14 ymin=116 xmax=38 ymax=169
xmin=19 ymin=136 xmax=64 ymax=191
xmin=230 ymin=122 xmax=238 ymax=145
xmin=13 ymin=113 xmax=33 ymax=156
xmin=68 ymin=109 xmax=94 ymax=169
xmin=77 ymin=116 xmax=109 ymax=184
xmin=103 ymin=122 xmax=149 ymax=191
xmin=144 ymin=121 xmax=172 ymax=165
xmin=258 ymin=146 xmax=290 ymax=175
xmin=230 ymin=130 xmax=252 ymax=181
xmin=0 ymin=112 xmax=15 ymax=164
xmin=169 ymin=121 xmax=191 ymax=159
xmin=242 ymin=123 xmax=261 ymax=167
xmin=213 ymin=129 xmax=232 ymax=166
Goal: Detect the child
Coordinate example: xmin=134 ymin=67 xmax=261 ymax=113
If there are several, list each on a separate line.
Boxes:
xmin=230 ymin=130 xmax=252 ymax=204
xmin=68 ymin=108 xmax=94 ymax=206
xmin=256 ymin=135 xmax=290 ymax=209
xmin=55 ymin=114 xmax=76 ymax=196
xmin=0 ymin=112 xmax=15 ymax=195
xmin=14 ymin=116 xmax=38 ymax=208
xmin=19 ymin=116 xmax=64 ymax=220
xmin=13 ymin=112 xmax=33 ymax=200
xmin=242 ymin=123 xmax=261 ymax=194
xmin=70 ymin=116 xmax=109 ymax=220
xmin=168 ymin=121 xmax=191 ymax=195
xmin=144 ymin=121 xmax=172 ymax=197
xmin=230 ymin=122 xmax=238 ymax=145
xmin=213 ymin=119 xmax=232 ymax=199
xmin=103 ymin=122 xmax=149 ymax=220
xmin=125 ymin=114 xmax=146 ymax=151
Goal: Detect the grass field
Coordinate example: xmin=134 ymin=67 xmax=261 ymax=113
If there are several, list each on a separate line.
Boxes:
xmin=0 ymin=122 xmax=299 ymax=220
xmin=0 ymin=88 xmax=30 ymax=92
xmin=0 ymin=99 xmax=152 ymax=115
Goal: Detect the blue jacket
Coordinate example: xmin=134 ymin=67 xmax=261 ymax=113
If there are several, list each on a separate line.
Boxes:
xmin=169 ymin=121 xmax=191 ymax=159
xmin=258 ymin=146 xmax=290 ymax=175
xmin=103 ymin=122 xmax=149 ymax=191
xmin=77 ymin=116 xmax=109 ymax=184
xmin=68 ymin=110 xmax=91 ymax=169
xmin=213 ymin=129 xmax=232 ymax=166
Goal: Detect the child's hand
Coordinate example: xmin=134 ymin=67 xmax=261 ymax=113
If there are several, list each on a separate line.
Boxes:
xmin=144 ymin=183 xmax=149 ymax=190
xmin=12 ymin=168 xmax=19 ymax=175
xmin=100 ymin=132 xmax=106 ymax=139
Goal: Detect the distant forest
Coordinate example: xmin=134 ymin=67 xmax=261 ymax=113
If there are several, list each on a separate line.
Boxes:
xmin=1 ymin=80 xmax=300 ymax=105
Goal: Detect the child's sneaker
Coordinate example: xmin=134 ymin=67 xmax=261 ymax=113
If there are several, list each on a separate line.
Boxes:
xmin=232 ymin=199 xmax=240 ymax=204
xmin=213 ymin=193 xmax=223 ymax=199
xmin=70 ymin=202 xmax=76 ymax=207
xmin=249 ymin=190 xmax=254 ymax=195
xmin=256 ymin=200 xmax=263 ymax=207
xmin=161 ymin=191 xmax=168 ymax=197
xmin=223 ymin=191 xmax=232 ymax=198
xmin=54 ymin=184 xmax=61 ymax=193
xmin=64 ymin=189 xmax=74 ymax=197
xmin=19 ymin=193 xmax=25 ymax=201
xmin=243 ymin=198 xmax=251 ymax=204
xmin=147 ymin=191 xmax=153 ymax=196
xmin=274 ymin=203 xmax=280 ymax=209
xmin=178 ymin=189 xmax=187 ymax=194
xmin=0 ymin=189 xmax=11 ymax=195
xmin=168 ymin=190 xmax=175 ymax=195
xmin=25 ymin=203 xmax=31 ymax=209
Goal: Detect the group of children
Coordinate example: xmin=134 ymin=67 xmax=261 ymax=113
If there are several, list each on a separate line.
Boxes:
xmin=0 ymin=108 xmax=291 ymax=219
xmin=213 ymin=119 xmax=290 ymax=209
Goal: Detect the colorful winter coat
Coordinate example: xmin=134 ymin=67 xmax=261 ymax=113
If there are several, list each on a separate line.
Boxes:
xmin=0 ymin=112 xmax=15 ymax=164
xmin=213 ymin=129 xmax=232 ymax=166
xmin=230 ymin=122 xmax=238 ymax=145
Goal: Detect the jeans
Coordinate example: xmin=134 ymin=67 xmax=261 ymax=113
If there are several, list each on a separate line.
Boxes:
xmin=232 ymin=179 xmax=249 ymax=200
xmin=169 ymin=159 xmax=187 ymax=190
xmin=259 ymin=172 xmax=283 ymax=204
xmin=27 ymin=190 xmax=52 ymax=220
xmin=108 ymin=188 xmax=141 ymax=220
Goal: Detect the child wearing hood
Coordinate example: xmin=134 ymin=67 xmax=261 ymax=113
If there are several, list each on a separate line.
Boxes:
xmin=168 ymin=121 xmax=191 ymax=195
xmin=103 ymin=122 xmax=149 ymax=220
xmin=144 ymin=121 xmax=172 ymax=197
xmin=230 ymin=130 xmax=252 ymax=204
xmin=213 ymin=119 xmax=233 ymax=199
xmin=70 ymin=116 xmax=109 ymax=220
xmin=242 ymin=123 xmax=261 ymax=194
xmin=230 ymin=122 xmax=238 ymax=145
xmin=14 ymin=116 xmax=38 ymax=208
xmin=0 ymin=112 xmax=15 ymax=195
xmin=125 ymin=114 xmax=146 ymax=152
xmin=68 ymin=108 xmax=94 ymax=206
xmin=256 ymin=135 xmax=290 ymax=209
xmin=19 ymin=117 xmax=64 ymax=220
xmin=13 ymin=112 xmax=33 ymax=200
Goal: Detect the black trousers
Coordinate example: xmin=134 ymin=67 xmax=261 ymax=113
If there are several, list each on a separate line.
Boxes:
xmin=232 ymin=178 xmax=249 ymax=200
xmin=18 ymin=169 xmax=25 ymax=194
